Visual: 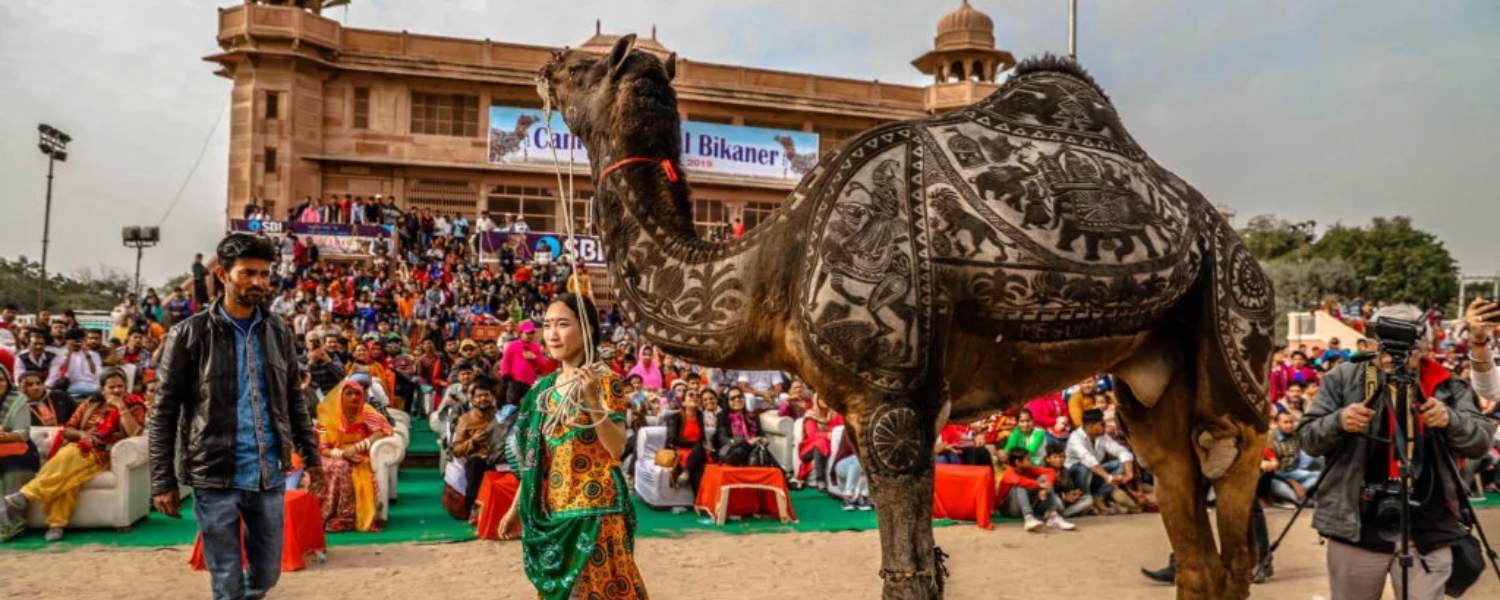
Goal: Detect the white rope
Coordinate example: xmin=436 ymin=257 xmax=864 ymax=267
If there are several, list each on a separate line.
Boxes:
xmin=536 ymin=79 xmax=608 ymax=435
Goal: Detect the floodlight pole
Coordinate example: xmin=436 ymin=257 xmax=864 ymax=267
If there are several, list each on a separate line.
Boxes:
xmin=1068 ymin=0 xmax=1078 ymax=59
xmin=39 ymin=155 xmax=55 ymax=308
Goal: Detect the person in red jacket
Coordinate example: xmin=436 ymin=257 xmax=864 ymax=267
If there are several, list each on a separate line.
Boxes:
xmin=997 ymin=447 xmax=1076 ymax=532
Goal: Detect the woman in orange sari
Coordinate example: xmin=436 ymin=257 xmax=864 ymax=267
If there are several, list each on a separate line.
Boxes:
xmin=309 ymin=380 xmax=392 ymax=532
xmin=345 ymin=342 xmax=398 ymax=411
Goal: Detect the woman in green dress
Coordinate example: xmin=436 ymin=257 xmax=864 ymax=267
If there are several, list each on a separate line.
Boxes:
xmin=500 ymin=294 xmax=648 ymax=599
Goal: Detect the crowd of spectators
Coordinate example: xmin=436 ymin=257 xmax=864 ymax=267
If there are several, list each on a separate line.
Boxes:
xmin=1 ymin=209 xmax=1497 ymax=543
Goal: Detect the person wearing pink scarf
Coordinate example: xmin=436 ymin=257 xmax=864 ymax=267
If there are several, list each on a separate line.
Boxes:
xmin=498 ymin=321 xmax=553 ymax=387
xmin=626 ymin=343 xmax=664 ymax=391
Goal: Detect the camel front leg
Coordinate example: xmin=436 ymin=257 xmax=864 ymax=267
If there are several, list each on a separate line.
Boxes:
xmin=861 ymin=402 xmax=942 ymax=600
xmin=1209 ymin=423 xmax=1266 ymax=600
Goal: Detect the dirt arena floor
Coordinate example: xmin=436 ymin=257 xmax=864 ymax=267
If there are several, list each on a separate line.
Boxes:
xmin=3 ymin=508 xmax=1497 ymax=599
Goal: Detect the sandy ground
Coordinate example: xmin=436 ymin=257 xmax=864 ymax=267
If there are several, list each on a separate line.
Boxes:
xmin=3 ymin=509 xmax=1497 ymax=599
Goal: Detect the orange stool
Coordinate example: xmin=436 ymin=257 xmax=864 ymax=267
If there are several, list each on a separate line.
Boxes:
xmin=474 ymin=471 xmax=520 ymax=540
xmin=189 ymin=489 xmax=328 ymax=572
xmin=693 ymin=465 xmax=797 ymax=525
xmin=932 ymin=464 xmax=995 ymax=529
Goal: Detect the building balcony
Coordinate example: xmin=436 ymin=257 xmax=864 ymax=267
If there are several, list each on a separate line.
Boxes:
xmin=924 ymin=80 xmax=1000 ymax=114
xmin=217 ymin=3 xmax=342 ymax=53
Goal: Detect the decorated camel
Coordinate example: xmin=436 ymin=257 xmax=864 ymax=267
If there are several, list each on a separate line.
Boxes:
xmin=538 ymin=35 xmax=1275 ymax=600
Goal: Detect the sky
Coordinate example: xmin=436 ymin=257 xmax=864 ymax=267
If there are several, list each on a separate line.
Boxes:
xmin=1 ymin=0 xmax=1496 ymax=288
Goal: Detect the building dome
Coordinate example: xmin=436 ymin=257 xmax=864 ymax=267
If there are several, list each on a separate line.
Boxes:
xmin=935 ymin=1 xmax=996 ymax=51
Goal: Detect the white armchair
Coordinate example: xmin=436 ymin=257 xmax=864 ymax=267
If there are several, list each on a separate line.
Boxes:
xmin=632 ymin=426 xmax=695 ymax=509
xmin=759 ymin=412 xmax=796 ymax=473
xmin=371 ymin=410 xmax=410 ymax=519
xmin=25 ymin=427 xmax=150 ymax=530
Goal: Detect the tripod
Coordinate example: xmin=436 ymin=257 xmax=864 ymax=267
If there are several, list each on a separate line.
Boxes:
xmin=1267 ymin=363 xmax=1500 ymax=598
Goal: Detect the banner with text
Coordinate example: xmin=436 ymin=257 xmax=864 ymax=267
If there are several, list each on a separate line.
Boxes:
xmin=487 ymin=105 xmax=819 ymax=181
xmin=475 ymin=231 xmax=607 ymax=268
xmin=228 ymin=219 xmax=393 ymax=259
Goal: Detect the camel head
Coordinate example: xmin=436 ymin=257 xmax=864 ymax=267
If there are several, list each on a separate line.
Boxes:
xmin=537 ymin=34 xmax=679 ymax=157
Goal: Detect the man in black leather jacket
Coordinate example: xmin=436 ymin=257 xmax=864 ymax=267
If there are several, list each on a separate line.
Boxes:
xmin=149 ymin=234 xmax=322 ymax=600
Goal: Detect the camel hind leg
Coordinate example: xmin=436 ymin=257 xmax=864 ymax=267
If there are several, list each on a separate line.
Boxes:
xmin=1207 ymin=421 xmax=1264 ymax=600
xmin=1117 ymin=367 xmax=1227 ymax=600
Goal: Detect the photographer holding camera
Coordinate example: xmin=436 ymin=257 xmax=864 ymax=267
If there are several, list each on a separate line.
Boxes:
xmin=1298 ymin=304 xmax=1498 ymax=600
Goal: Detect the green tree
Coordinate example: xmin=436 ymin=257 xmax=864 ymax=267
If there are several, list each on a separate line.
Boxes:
xmin=0 ymin=256 xmax=129 ymax=312
xmin=1262 ymin=257 xmax=1361 ymax=340
xmin=1238 ymin=215 xmax=1315 ymax=262
xmin=1309 ymin=217 xmax=1458 ymax=308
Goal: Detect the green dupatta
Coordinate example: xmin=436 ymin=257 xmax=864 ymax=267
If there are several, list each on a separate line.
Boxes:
xmin=505 ymin=371 xmax=635 ymax=600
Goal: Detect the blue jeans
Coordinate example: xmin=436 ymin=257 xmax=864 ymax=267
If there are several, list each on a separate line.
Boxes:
xmin=1067 ymin=459 xmax=1122 ymax=499
xmin=195 ymin=487 xmax=285 ymax=600
xmin=67 ymin=382 xmax=99 ymax=398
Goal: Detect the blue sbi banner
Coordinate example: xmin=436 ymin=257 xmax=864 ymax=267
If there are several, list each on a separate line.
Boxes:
xmin=488 ymin=105 xmax=819 ymax=181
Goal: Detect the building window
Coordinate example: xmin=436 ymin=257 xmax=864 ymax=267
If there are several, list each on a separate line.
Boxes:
xmin=693 ymin=198 xmax=728 ymax=239
xmin=265 ymin=92 xmax=280 ymax=120
xmin=411 ymin=91 xmax=479 ymax=137
xmin=407 ymin=178 xmax=478 ymax=215
xmin=742 ymin=201 xmax=779 ymax=232
xmin=352 ymin=87 xmax=370 ymax=130
xmin=264 ymin=147 xmax=278 ymax=174
xmin=486 ymin=185 xmax=556 ymax=232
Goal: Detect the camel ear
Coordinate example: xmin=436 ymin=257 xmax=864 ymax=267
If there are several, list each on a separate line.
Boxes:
xmin=665 ymin=52 xmax=677 ymax=81
xmin=608 ymin=34 xmax=637 ymax=80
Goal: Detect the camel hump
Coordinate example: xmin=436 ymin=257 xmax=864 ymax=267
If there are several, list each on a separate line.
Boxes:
xmin=1010 ymin=53 xmax=1113 ymax=103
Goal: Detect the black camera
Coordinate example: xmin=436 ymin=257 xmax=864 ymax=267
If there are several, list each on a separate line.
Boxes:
xmin=1361 ymin=481 xmax=1421 ymax=544
xmin=1371 ymin=315 xmax=1424 ymax=364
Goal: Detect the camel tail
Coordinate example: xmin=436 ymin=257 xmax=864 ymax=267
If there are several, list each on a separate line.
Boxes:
xmin=1197 ymin=212 xmax=1275 ymax=432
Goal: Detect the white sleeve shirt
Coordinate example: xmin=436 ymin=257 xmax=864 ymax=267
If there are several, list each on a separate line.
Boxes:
xmin=1064 ymin=427 xmax=1134 ymax=469
xmin=1472 ymin=360 xmax=1500 ymax=402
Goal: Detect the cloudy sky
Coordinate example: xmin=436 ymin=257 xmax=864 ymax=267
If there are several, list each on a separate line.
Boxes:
xmin=1 ymin=0 xmax=1496 ymax=286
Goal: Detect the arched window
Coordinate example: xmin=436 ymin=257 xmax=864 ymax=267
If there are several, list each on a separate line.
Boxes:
xmin=949 ymin=61 xmax=966 ymax=82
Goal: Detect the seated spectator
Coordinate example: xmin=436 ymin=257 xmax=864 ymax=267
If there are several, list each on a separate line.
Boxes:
xmin=997 ymin=447 xmax=1076 ymax=532
xmin=46 ymin=328 xmax=102 ymax=399
xmin=832 ymin=428 xmax=871 ymax=511
xmin=5 ymin=368 xmax=145 ymax=541
xmin=1278 ymin=382 xmax=1307 ymax=420
xmin=0 ymin=353 xmax=42 ymax=542
xmin=1266 ymin=410 xmax=1319 ymax=506
xmin=796 ymin=395 xmax=842 ymax=490
xmin=345 ymin=342 xmax=396 ymax=411
xmin=663 ymin=391 xmax=710 ymax=492
xmin=1042 ymin=443 xmax=1093 ymax=517
xmin=18 ymin=371 xmax=74 ymax=427
xmin=449 ymin=374 xmax=499 ymax=520
xmin=1064 ymin=408 xmax=1138 ymax=514
xmin=714 ymin=390 xmax=770 ymax=466
xmin=1001 ymin=408 xmax=1048 ymax=465
xmin=310 ymin=379 xmax=393 ymax=532
xmin=777 ymin=380 xmax=809 ymax=419
xmin=1024 ymin=391 xmax=1070 ymax=443
xmin=698 ymin=388 xmax=720 ymax=455
xmin=935 ymin=420 xmax=991 ymax=466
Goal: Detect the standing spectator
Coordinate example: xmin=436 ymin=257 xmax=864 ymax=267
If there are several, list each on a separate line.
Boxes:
xmin=148 ymin=233 xmax=323 ymax=600
xmin=732 ymin=217 xmax=745 ymax=238
xmin=497 ymin=321 xmax=553 ymax=395
xmin=191 ymin=253 xmax=210 ymax=310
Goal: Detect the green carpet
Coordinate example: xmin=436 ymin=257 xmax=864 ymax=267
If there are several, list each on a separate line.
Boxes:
xmin=2 ymin=466 xmax=1493 ymax=551
xmin=406 ymin=417 xmax=439 ymax=456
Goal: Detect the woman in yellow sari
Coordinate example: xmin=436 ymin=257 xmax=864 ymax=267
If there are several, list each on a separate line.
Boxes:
xmin=309 ymin=379 xmax=392 ymax=532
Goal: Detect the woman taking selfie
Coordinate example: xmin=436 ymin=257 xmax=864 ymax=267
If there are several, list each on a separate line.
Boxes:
xmin=499 ymin=294 xmax=647 ymax=599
